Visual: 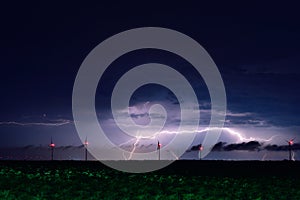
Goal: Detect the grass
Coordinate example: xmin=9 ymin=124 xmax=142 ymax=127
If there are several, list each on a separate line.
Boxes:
xmin=0 ymin=161 xmax=299 ymax=199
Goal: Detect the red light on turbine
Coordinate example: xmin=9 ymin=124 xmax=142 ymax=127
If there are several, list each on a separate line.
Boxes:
xmin=84 ymin=141 xmax=89 ymax=145
xmin=289 ymin=140 xmax=294 ymax=145
xmin=49 ymin=143 xmax=55 ymax=147
xmin=199 ymin=146 xmax=203 ymax=151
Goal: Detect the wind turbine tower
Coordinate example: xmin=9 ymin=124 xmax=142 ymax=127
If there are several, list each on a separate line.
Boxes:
xmin=84 ymin=136 xmax=88 ymax=161
xmin=199 ymin=145 xmax=203 ymax=160
xmin=49 ymin=137 xmax=55 ymax=161
xmin=157 ymin=141 xmax=161 ymax=160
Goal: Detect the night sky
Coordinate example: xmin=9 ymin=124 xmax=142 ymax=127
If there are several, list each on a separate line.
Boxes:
xmin=1 ymin=2 xmax=300 ymax=160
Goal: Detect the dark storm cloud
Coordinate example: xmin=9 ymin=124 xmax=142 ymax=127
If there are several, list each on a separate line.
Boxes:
xmin=19 ymin=141 xmax=300 ymax=153
xmin=21 ymin=145 xmax=85 ymax=150
xmin=190 ymin=141 xmax=261 ymax=151
xmin=211 ymin=142 xmax=227 ymax=151
xmin=223 ymin=141 xmax=261 ymax=151
xmin=130 ymin=113 xmax=149 ymax=119
xmin=22 ymin=145 xmax=35 ymax=150
xmin=190 ymin=144 xmax=203 ymax=151
xmin=190 ymin=141 xmax=300 ymax=152
xmin=265 ymin=143 xmax=300 ymax=151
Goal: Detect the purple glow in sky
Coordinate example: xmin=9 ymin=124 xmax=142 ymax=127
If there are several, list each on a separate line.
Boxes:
xmin=1 ymin=2 xmax=300 ymax=162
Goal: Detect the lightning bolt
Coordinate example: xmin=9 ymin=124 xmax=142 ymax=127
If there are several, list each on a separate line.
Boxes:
xmin=118 ymin=131 xmax=160 ymax=160
xmin=220 ymin=128 xmax=280 ymax=143
xmin=117 ymin=127 xmax=279 ymax=160
xmin=167 ymin=150 xmax=179 ymax=160
xmin=261 ymin=153 xmax=268 ymax=161
xmin=127 ymin=136 xmax=141 ymax=160
xmin=122 ymin=152 xmax=128 ymax=160
xmin=292 ymin=151 xmax=295 ymax=161
xmin=118 ymin=137 xmax=137 ymax=147
xmin=160 ymin=127 xmax=280 ymax=143
xmin=121 ymin=131 xmax=143 ymax=160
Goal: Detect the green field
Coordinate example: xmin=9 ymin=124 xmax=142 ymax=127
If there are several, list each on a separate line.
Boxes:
xmin=0 ymin=161 xmax=299 ymax=199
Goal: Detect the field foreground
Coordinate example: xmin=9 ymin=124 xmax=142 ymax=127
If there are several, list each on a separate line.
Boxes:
xmin=0 ymin=160 xmax=299 ymax=199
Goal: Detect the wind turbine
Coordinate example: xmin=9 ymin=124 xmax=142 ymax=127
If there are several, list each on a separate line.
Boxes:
xmin=198 ymin=145 xmax=203 ymax=160
xmin=84 ymin=136 xmax=88 ymax=161
xmin=157 ymin=141 xmax=161 ymax=160
xmin=49 ymin=137 xmax=55 ymax=161
xmin=286 ymin=137 xmax=295 ymax=161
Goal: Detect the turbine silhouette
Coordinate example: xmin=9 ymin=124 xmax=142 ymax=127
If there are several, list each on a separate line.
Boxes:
xmin=49 ymin=137 xmax=55 ymax=161
xmin=157 ymin=141 xmax=161 ymax=160
xmin=84 ymin=136 xmax=88 ymax=161
xmin=198 ymin=144 xmax=203 ymax=160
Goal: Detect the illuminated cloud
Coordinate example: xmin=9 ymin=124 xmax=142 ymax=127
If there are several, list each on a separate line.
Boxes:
xmin=225 ymin=111 xmax=252 ymax=117
xmin=0 ymin=119 xmax=72 ymax=127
